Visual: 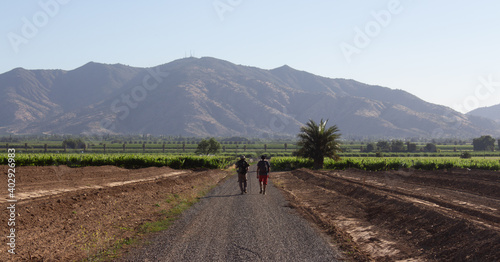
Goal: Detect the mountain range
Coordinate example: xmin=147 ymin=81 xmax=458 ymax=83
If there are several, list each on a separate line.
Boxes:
xmin=467 ymin=104 xmax=500 ymax=123
xmin=1 ymin=57 xmax=499 ymax=138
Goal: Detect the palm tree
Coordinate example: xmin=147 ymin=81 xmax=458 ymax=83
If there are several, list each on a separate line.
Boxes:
xmin=296 ymin=119 xmax=342 ymax=169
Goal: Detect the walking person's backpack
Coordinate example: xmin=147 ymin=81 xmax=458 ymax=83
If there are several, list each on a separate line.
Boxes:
xmin=257 ymin=159 xmax=269 ymax=174
xmin=236 ymin=158 xmax=249 ymax=174
xmin=237 ymin=162 xmax=246 ymax=173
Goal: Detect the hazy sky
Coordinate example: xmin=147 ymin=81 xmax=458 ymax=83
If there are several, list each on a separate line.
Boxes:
xmin=2 ymin=0 xmax=500 ymax=113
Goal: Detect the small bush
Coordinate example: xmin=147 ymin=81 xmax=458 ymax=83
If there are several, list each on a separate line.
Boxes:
xmin=460 ymin=151 xmax=472 ymax=159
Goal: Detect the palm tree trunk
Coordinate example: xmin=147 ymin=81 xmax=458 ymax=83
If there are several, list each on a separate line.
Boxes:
xmin=313 ymin=157 xmax=324 ymax=169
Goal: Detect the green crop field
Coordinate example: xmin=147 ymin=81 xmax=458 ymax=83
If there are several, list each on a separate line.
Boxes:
xmin=1 ymin=153 xmax=234 ymax=169
xmin=3 ymin=152 xmax=500 ymax=172
xmin=271 ymin=157 xmax=500 ymax=172
xmin=2 ymin=135 xmax=500 ymax=171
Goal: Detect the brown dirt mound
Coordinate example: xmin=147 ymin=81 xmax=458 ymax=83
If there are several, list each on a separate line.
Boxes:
xmin=1 ymin=165 xmax=230 ymax=261
xmin=273 ymin=168 xmax=500 ymax=261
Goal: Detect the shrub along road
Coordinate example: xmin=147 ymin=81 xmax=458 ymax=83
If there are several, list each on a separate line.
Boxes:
xmin=122 ymin=165 xmax=344 ymax=261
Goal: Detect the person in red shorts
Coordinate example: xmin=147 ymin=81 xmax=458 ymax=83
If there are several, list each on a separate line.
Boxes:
xmin=256 ymin=155 xmax=271 ymax=195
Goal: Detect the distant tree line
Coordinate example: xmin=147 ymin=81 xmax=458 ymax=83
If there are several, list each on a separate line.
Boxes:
xmin=0 ymin=136 xmax=20 ymax=143
xmin=62 ymin=138 xmax=86 ymax=149
xmin=361 ymin=136 xmax=499 ymax=153
xmin=362 ymin=140 xmax=437 ymax=153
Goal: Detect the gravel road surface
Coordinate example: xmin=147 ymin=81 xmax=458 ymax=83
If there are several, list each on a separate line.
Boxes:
xmin=122 ymin=165 xmax=343 ymax=261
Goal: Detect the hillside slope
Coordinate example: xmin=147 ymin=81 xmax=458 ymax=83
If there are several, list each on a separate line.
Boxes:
xmin=467 ymin=104 xmax=500 ymax=123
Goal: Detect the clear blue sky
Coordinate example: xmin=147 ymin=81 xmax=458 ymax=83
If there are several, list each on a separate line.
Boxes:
xmin=2 ymin=0 xmax=500 ymax=113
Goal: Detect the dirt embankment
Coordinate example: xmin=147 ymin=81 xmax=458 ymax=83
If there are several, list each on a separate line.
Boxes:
xmin=1 ymin=165 xmax=230 ymax=261
xmin=273 ymin=168 xmax=500 ymax=261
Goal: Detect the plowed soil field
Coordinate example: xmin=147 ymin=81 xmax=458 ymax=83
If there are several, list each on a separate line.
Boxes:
xmin=273 ymin=168 xmax=500 ymax=261
xmin=1 ymin=165 xmax=230 ymax=261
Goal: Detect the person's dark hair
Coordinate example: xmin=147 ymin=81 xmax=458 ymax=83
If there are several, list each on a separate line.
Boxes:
xmin=261 ymin=155 xmax=266 ymax=160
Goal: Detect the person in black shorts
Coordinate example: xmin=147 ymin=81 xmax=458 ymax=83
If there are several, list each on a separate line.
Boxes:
xmin=235 ymin=155 xmax=250 ymax=194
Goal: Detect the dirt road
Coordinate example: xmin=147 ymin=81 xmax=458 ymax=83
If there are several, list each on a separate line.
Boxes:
xmin=122 ymin=165 xmax=344 ymax=262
